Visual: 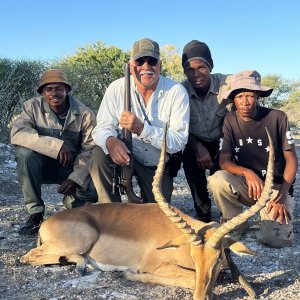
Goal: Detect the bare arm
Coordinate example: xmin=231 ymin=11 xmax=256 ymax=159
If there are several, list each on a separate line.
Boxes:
xmin=106 ymin=136 xmax=131 ymax=166
xmin=188 ymin=135 xmax=213 ymax=170
xmin=58 ymin=143 xmax=73 ymax=167
xmin=267 ymin=149 xmax=298 ymax=224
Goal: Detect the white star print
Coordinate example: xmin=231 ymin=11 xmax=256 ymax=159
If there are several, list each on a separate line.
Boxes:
xmin=265 ymin=146 xmax=270 ymax=152
xmin=246 ymin=137 xmax=253 ymax=143
xmin=234 ymin=146 xmax=240 ymax=153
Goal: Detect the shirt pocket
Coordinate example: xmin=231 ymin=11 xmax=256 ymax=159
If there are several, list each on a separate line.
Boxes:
xmin=216 ymin=106 xmax=228 ymax=119
xmin=189 ymin=113 xmax=203 ymax=134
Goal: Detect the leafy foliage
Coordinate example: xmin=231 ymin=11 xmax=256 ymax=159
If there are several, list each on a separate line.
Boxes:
xmin=160 ymin=45 xmax=185 ymax=82
xmin=261 ymin=74 xmax=293 ymax=108
xmin=51 ymin=41 xmax=130 ymax=112
xmin=0 ymin=58 xmax=45 ymax=143
xmin=280 ymin=101 xmax=300 ymax=128
xmin=261 ymin=75 xmax=300 ymax=127
xmin=1 ymin=40 xmax=299 ymax=143
xmin=279 ymin=81 xmax=300 ymax=127
xmin=286 ymin=81 xmax=300 ymax=104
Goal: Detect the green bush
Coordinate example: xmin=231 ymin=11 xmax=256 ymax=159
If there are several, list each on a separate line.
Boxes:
xmin=1 ymin=41 xmax=299 ymax=144
xmin=51 ymin=41 xmax=130 ymax=112
xmin=0 ymin=58 xmax=45 ymax=143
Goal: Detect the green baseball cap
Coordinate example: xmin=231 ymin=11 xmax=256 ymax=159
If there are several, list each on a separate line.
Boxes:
xmin=132 ymin=38 xmax=160 ymax=61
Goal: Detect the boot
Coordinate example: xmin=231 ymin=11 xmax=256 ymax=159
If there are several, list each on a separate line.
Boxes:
xmin=19 ymin=213 xmax=44 ymax=236
xmin=194 ymin=211 xmax=211 ymax=223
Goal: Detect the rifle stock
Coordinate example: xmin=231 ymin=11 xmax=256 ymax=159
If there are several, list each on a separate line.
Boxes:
xmin=120 ymin=63 xmax=143 ymax=203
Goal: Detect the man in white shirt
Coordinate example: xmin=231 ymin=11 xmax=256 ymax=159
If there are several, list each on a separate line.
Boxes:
xmin=90 ymin=38 xmax=190 ymax=203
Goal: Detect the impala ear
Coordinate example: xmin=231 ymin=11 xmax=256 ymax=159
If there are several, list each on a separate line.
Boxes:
xmin=223 ymin=237 xmax=257 ymax=256
xmin=196 ymin=222 xmax=219 ymax=239
xmin=157 ymin=234 xmax=193 ymax=250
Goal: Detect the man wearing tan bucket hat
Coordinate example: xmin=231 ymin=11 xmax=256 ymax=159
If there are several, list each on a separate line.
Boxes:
xmin=11 ymin=69 xmax=98 ymax=235
xmin=208 ymin=70 xmax=298 ymax=248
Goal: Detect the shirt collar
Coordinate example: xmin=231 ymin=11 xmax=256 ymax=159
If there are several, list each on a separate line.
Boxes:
xmin=133 ymin=75 xmax=164 ymax=102
xmin=184 ymin=75 xmax=219 ymax=99
xmin=156 ymin=75 xmax=164 ymax=99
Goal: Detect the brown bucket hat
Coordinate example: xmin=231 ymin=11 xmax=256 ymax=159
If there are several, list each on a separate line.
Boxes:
xmin=219 ymin=70 xmax=273 ymax=101
xmin=37 ymin=69 xmax=72 ymax=94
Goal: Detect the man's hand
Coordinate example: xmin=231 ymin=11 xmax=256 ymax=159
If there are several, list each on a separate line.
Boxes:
xmin=106 ymin=136 xmax=131 ymax=166
xmin=119 ymin=111 xmax=144 ymax=135
xmin=243 ymin=169 xmax=264 ymax=200
xmin=58 ymin=179 xmax=78 ymax=196
xmin=194 ymin=142 xmax=213 ymax=170
xmin=267 ymin=193 xmax=291 ymax=224
xmin=58 ymin=143 xmax=73 ymax=167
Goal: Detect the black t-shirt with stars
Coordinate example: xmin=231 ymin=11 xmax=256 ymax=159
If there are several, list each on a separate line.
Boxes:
xmin=220 ymin=106 xmax=295 ymax=184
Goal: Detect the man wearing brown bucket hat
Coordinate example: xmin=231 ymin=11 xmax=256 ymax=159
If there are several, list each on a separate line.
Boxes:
xmin=181 ymin=40 xmax=230 ymax=222
xmin=208 ymin=70 xmax=298 ymax=248
xmin=11 ymin=69 xmax=98 ymax=235
xmin=90 ymin=38 xmax=189 ymax=203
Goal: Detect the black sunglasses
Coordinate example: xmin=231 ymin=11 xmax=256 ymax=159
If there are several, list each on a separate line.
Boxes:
xmin=135 ymin=57 xmax=159 ymax=67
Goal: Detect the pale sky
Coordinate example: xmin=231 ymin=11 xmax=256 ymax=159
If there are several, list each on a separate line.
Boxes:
xmin=1 ymin=0 xmax=299 ymax=80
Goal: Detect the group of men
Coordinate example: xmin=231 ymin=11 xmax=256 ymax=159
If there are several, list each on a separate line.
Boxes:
xmin=11 ymin=38 xmax=297 ymax=249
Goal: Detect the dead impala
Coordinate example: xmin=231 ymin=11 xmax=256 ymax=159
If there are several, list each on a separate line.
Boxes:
xmin=21 ymin=128 xmax=274 ymax=300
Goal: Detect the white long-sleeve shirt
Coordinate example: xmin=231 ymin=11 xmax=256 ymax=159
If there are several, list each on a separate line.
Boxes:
xmin=92 ymin=75 xmax=190 ymax=166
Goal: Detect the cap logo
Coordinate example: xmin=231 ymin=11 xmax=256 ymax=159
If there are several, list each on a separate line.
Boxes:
xmin=139 ymin=39 xmax=155 ymax=51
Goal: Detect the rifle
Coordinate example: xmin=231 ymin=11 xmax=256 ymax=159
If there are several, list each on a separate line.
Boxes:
xmin=111 ymin=63 xmax=143 ymax=203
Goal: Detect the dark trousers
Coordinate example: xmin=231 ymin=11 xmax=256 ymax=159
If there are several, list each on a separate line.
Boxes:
xmin=89 ymin=146 xmax=173 ymax=203
xmin=14 ymin=146 xmax=97 ymax=215
xmin=182 ymin=140 xmax=219 ymax=216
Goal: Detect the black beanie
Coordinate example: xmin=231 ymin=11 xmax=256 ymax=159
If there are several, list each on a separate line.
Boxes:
xmin=182 ymin=40 xmax=214 ymax=70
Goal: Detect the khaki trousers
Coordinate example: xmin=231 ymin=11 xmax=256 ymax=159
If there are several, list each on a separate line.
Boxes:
xmin=208 ymin=170 xmax=294 ymax=248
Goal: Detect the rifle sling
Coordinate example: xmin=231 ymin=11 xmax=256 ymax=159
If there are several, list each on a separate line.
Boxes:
xmin=135 ymin=92 xmax=152 ymax=125
xmin=135 ymin=92 xmax=175 ymax=162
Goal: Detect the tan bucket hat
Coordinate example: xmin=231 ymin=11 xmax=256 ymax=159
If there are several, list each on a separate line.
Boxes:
xmin=219 ymin=70 xmax=273 ymax=101
xmin=37 ymin=69 xmax=71 ymax=94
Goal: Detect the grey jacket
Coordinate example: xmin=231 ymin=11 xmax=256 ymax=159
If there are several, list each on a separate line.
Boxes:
xmin=11 ymin=95 xmax=96 ymax=189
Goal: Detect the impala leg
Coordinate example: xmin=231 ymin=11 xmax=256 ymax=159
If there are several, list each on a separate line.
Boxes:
xmin=20 ymin=245 xmax=88 ymax=276
xmin=65 ymin=254 xmax=88 ymax=276
xmin=124 ymin=265 xmax=195 ymax=289
xmin=21 ymin=251 xmax=62 ymax=265
xmin=20 ymin=245 xmax=54 ymax=264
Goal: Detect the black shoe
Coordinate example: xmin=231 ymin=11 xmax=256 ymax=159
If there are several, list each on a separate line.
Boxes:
xmin=194 ymin=211 xmax=211 ymax=223
xmin=19 ymin=213 xmax=44 ymax=236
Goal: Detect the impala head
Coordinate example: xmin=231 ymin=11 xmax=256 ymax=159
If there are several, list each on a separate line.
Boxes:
xmin=153 ymin=126 xmax=274 ymax=300
xmin=190 ymin=242 xmax=222 ymax=300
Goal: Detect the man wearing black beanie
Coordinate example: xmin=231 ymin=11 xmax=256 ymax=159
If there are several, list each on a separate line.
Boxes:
xmin=181 ymin=40 xmax=230 ymax=222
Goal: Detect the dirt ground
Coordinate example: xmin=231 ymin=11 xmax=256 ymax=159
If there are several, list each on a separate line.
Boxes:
xmin=0 ymin=142 xmax=299 ymax=300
